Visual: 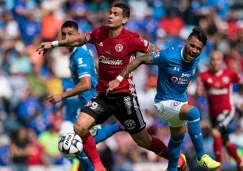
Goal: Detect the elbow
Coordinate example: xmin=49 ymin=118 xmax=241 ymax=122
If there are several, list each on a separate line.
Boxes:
xmin=84 ymin=82 xmax=92 ymax=91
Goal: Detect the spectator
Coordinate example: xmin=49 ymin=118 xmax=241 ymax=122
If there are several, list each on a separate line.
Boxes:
xmin=9 ymin=126 xmax=31 ymax=171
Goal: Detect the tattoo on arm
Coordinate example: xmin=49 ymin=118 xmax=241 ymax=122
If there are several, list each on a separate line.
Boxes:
xmin=146 ymin=43 xmax=160 ymax=53
xmin=120 ymin=53 xmax=153 ymax=77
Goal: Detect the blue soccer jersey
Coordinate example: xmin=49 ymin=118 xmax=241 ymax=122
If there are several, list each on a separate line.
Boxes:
xmin=151 ymin=47 xmax=200 ymax=102
xmin=61 ymin=78 xmax=80 ymax=123
xmin=69 ymin=46 xmax=98 ymax=105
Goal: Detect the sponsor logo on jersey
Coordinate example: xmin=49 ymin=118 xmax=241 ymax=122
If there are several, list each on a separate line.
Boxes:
xmin=154 ymin=51 xmax=160 ymax=58
xmin=171 ymin=76 xmax=179 ymax=83
xmin=171 ymin=76 xmax=189 ymax=84
xmin=99 ymin=55 xmax=122 ymax=65
xmin=78 ymin=58 xmax=83 ymax=64
xmin=115 ymin=44 xmax=123 ymax=52
xmin=208 ymin=88 xmax=228 ymax=95
xmin=181 ymin=73 xmax=191 ymax=77
xmin=124 ymin=119 xmax=136 ymax=130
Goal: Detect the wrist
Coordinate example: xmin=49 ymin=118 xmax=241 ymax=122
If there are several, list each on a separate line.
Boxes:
xmin=61 ymin=93 xmax=65 ymax=100
xmin=51 ymin=41 xmax=59 ymax=47
xmin=116 ymin=75 xmax=124 ymax=82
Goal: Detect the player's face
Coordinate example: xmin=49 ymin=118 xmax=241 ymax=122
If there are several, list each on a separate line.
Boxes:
xmin=210 ymin=52 xmax=223 ymax=72
xmin=184 ymin=36 xmax=204 ymax=62
xmin=108 ymin=7 xmax=128 ymax=28
xmin=61 ymin=27 xmax=79 ymax=40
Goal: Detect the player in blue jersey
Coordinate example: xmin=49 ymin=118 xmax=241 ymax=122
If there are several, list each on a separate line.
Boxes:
xmin=47 ymin=21 xmax=125 ymax=171
xmin=107 ymin=27 xmax=221 ymax=171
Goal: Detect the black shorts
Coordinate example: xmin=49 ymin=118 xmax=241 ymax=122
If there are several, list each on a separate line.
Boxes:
xmin=211 ymin=110 xmax=235 ymax=129
xmin=81 ymin=92 xmax=146 ymax=134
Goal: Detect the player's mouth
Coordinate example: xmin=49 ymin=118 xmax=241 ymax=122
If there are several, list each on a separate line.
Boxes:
xmin=108 ymin=20 xmax=112 ymax=24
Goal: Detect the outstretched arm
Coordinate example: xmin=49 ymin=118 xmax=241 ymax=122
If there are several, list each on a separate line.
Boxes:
xmin=36 ymin=35 xmax=86 ymax=55
xmin=106 ymin=52 xmax=156 ymax=94
xmin=47 ymin=76 xmax=91 ymax=104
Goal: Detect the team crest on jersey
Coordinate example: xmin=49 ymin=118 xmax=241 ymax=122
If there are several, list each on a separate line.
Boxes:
xmin=171 ymin=76 xmax=179 ymax=83
xmin=222 ymin=76 xmax=229 ymax=84
xmin=115 ymin=44 xmax=123 ymax=52
xmin=174 ymin=101 xmax=181 ymax=106
xmin=124 ymin=119 xmax=136 ymax=130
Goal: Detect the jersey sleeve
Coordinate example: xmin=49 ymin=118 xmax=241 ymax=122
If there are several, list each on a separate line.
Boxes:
xmin=151 ymin=50 xmax=167 ymax=67
xmin=230 ymin=70 xmax=242 ymax=84
xmin=84 ymin=27 xmax=101 ymax=44
xmin=130 ymin=35 xmax=150 ymax=53
xmin=74 ymin=52 xmax=92 ymax=79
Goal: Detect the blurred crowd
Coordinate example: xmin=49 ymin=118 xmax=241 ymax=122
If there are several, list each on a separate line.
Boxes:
xmin=0 ymin=0 xmax=243 ymax=171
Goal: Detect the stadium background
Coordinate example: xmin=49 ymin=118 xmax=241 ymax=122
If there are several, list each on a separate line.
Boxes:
xmin=0 ymin=0 xmax=243 ymax=170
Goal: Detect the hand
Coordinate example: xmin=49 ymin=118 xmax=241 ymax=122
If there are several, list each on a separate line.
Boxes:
xmin=106 ymin=79 xmax=121 ymax=95
xmin=36 ymin=42 xmax=53 ymax=55
xmin=46 ymin=94 xmax=63 ymax=104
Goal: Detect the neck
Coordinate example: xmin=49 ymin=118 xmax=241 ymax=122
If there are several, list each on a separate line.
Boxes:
xmin=109 ymin=26 xmax=123 ymax=38
xmin=182 ymin=48 xmax=190 ymax=63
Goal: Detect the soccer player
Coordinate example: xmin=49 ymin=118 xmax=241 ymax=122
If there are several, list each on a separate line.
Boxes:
xmin=48 ymin=21 xmax=124 ymax=171
xmin=197 ymin=50 xmax=243 ymax=171
xmin=107 ymin=27 xmax=221 ymax=171
xmin=37 ymin=3 xmax=188 ymax=171
xmin=60 ymin=78 xmax=124 ymax=171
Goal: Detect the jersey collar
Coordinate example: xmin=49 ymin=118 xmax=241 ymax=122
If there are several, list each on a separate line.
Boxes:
xmin=70 ymin=47 xmax=77 ymax=55
xmin=181 ymin=47 xmax=189 ymax=63
xmin=215 ymin=69 xmax=223 ymax=76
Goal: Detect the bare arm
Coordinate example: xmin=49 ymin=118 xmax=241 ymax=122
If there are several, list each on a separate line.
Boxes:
xmin=120 ymin=52 xmax=154 ymax=78
xmin=36 ymin=35 xmax=86 ymax=55
xmin=146 ymin=43 xmax=160 ymax=53
xmin=62 ymin=76 xmax=91 ymax=99
xmin=58 ymin=35 xmax=86 ymax=47
xmin=47 ymin=77 xmax=91 ymax=104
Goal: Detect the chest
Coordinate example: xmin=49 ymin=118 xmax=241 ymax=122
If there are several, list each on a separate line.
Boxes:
xmin=94 ymin=37 xmax=132 ymax=58
xmin=204 ymin=74 xmax=231 ymax=88
xmin=167 ymin=62 xmax=196 ymax=80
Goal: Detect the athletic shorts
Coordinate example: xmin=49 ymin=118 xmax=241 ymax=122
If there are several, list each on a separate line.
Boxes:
xmin=211 ymin=110 xmax=235 ymax=129
xmin=154 ymin=100 xmax=187 ymax=127
xmin=81 ymin=93 xmax=146 ymax=134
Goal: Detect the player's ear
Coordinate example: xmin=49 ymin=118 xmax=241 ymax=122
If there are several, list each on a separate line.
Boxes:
xmin=184 ymin=39 xmax=187 ymax=45
xmin=122 ymin=17 xmax=128 ymax=25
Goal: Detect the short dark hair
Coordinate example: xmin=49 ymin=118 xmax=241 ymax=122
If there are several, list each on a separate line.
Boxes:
xmin=188 ymin=27 xmax=207 ymax=46
xmin=61 ymin=20 xmax=78 ymax=31
xmin=113 ymin=3 xmax=130 ymax=18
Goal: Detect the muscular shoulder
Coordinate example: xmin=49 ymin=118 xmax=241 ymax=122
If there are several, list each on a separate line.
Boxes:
xmin=92 ymin=26 xmax=109 ymax=36
xmin=223 ymin=68 xmax=236 ymax=75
